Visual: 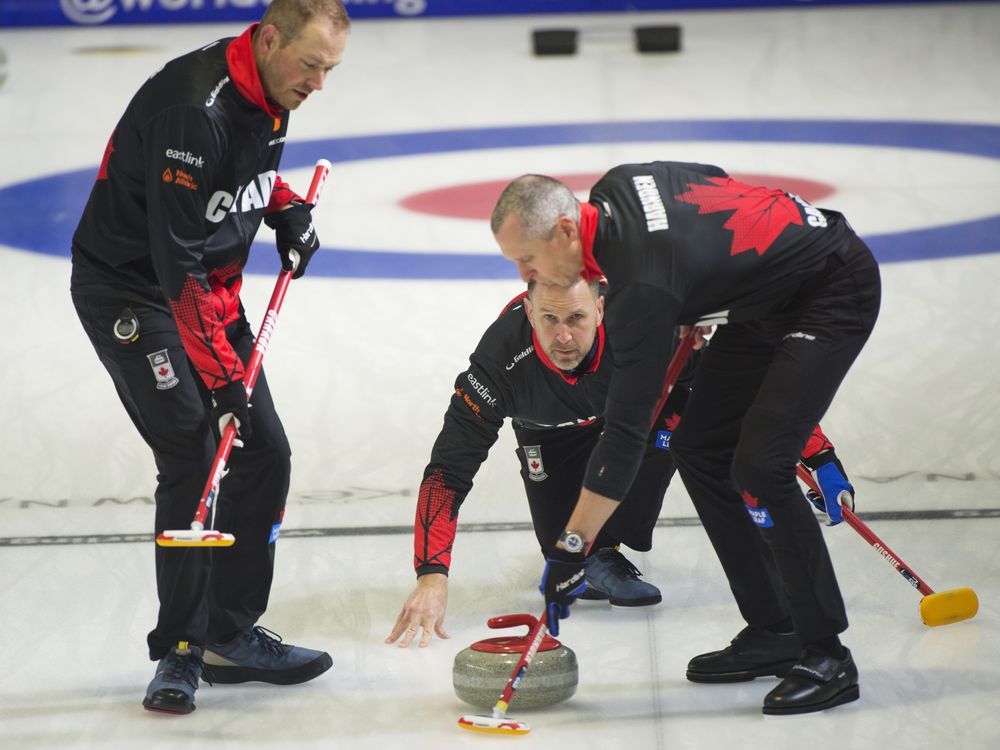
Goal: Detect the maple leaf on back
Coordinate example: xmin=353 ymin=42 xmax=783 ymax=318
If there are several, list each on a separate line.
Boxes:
xmin=675 ymin=176 xmax=802 ymax=257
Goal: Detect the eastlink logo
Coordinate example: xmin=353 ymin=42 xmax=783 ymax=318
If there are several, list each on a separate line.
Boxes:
xmin=165 ymin=148 xmax=204 ymax=168
xmin=60 ymin=0 xmax=270 ymax=26
xmin=466 ymin=373 xmax=497 ymax=407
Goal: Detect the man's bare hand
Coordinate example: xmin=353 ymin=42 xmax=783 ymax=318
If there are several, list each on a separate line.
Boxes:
xmin=386 ymin=573 xmax=450 ymax=648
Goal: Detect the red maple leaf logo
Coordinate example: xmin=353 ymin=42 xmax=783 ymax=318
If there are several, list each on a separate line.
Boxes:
xmin=675 ymin=177 xmax=802 ymax=256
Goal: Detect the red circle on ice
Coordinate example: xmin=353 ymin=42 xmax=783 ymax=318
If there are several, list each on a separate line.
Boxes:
xmin=399 ymin=173 xmax=836 ymax=219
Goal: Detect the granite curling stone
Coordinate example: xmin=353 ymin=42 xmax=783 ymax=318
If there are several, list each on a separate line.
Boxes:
xmin=453 ymin=613 xmax=578 ymax=710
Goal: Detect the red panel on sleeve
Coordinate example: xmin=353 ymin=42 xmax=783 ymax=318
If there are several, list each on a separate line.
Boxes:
xmin=414 ymin=470 xmax=458 ymax=572
xmin=97 ymin=132 xmax=115 ymax=181
xmin=169 ymin=273 xmax=245 ymax=391
xmin=266 ymin=175 xmax=304 ymax=214
xmin=801 ymin=424 xmax=834 ymax=460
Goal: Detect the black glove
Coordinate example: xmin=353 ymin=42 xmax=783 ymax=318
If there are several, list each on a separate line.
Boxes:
xmin=539 ymin=548 xmax=587 ymax=637
xmin=211 ymin=381 xmax=251 ymax=444
xmin=265 ymin=202 xmax=319 ymax=279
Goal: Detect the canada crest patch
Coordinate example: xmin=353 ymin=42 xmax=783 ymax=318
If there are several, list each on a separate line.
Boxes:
xmin=147 ymin=349 xmax=179 ymax=390
xmin=523 ymin=445 xmax=548 ymax=482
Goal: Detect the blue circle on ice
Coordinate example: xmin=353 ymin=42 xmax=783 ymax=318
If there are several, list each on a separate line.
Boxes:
xmin=2 ymin=119 xmax=997 ymax=278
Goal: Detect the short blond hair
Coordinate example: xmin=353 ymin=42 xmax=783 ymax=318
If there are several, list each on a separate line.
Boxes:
xmin=261 ymin=0 xmax=351 ymax=45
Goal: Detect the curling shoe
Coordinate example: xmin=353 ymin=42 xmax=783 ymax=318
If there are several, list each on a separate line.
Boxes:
xmin=579 ymin=547 xmax=662 ymax=606
xmin=686 ymin=625 xmax=802 ymax=683
xmin=142 ymin=641 xmax=203 ymax=715
xmin=762 ymin=647 xmax=860 ymax=715
xmin=202 ymin=626 xmax=332 ymax=685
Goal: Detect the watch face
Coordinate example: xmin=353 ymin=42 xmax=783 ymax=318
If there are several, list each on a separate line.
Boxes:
xmin=562 ymin=532 xmax=585 ymax=554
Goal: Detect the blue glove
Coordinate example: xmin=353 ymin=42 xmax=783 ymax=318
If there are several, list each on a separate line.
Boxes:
xmin=802 ymin=451 xmax=854 ymax=526
xmin=539 ymin=550 xmax=587 ymax=637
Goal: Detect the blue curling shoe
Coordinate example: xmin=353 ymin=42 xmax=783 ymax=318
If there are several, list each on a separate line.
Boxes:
xmin=582 ymin=547 xmax=662 ymax=607
xmin=142 ymin=641 xmax=203 ymax=715
xmin=202 ymin=626 xmax=332 ymax=685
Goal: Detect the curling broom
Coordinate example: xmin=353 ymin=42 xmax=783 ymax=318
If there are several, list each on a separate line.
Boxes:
xmin=157 ymin=159 xmax=333 ymax=548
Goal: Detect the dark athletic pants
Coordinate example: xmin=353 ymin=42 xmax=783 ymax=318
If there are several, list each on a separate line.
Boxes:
xmin=72 ymin=294 xmax=291 ymax=660
xmin=513 ymin=385 xmax=687 ymax=556
xmin=670 ymin=234 xmax=881 ymax=645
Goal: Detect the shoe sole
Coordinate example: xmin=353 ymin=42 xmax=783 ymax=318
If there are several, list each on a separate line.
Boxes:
xmin=686 ymin=659 xmax=798 ymax=684
xmin=762 ymin=684 xmax=860 ymax=715
xmin=202 ymin=652 xmax=333 ymax=685
xmin=142 ymin=695 xmax=195 ymax=715
xmin=609 ymin=594 xmax=662 ymax=607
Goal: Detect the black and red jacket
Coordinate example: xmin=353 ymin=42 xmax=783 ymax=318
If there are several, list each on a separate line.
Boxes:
xmin=413 ymin=290 xmax=836 ymax=577
xmin=580 ymin=161 xmax=853 ymax=501
xmin=70 ymin=25 xmax=301 ymax=391
xmin=414 ymin=291 xmax=619 ymax=577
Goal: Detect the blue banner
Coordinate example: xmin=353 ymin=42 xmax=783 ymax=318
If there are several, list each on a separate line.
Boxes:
xmin=0 ymin=1 xmax=988 ymax=29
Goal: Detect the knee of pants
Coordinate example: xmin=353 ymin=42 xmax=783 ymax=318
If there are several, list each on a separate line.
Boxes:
xmin=246 ymin=441 xmax=292 ymax=488
xmin=261 ymin=432 xmax=292 ymax=469
xmin=731 ymin=437 xmax=799 ymax=501
xmin=670 ymin=429 xmax=730 ymax=477
xmin=153 ymin=443 xmax=214 ymax=489
xmin=153 ymin=454 xmax=216 ymax=528
xmin=244 ymin=423 xmax=292 ymax=471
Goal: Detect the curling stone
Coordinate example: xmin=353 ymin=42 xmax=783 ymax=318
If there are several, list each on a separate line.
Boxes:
xmin=453 ymin=613 xmax=578 ymax=710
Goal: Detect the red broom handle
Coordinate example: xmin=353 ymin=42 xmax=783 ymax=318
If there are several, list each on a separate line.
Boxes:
xmin=190 ymin=159 xmax=332 ymax=530
xmin=796 ymin=463 xmax=935 ymax=596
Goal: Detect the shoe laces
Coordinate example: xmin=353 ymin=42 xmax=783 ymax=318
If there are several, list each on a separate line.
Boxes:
xmin=596 ymin=548 xmax=643 ymax=579
xmin=164 ymin=647 xmax=202 ymax=688
xmin=248 ymin=626 xmax=290 ymax=656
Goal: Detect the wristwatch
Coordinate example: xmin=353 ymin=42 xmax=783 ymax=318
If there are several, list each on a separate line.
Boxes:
xmin=558 ymin=530 xmax=588 ymax=555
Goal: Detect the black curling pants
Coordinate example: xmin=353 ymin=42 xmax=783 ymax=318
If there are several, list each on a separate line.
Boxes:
xmin=72 ymin=294 xmax=291 ymax=660
xmin=514 ymin=384 xmax=687 ymax=556
xmin=670 ymin=234 xmax=881 ymax=645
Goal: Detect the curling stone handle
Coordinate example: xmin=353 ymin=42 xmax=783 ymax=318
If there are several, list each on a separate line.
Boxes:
xmin=486 ymin=613 xmax=538 ymax=633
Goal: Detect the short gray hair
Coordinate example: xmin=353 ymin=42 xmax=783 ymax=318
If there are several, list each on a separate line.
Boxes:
xmin=491 ymin=174 xmax=579 ymax=240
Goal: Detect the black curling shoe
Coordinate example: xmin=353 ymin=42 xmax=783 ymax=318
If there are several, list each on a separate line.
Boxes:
xmin=686 ymin=626 xmax=802 ymax=683
xmin=762 ymin=647 xmax=860 ymax=715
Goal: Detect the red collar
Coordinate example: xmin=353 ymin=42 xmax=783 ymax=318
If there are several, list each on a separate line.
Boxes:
xmin=579 ymin=202 xmax=603 ymax=282
xmin=226 ymin=24 xmax=283 ymax=119
xmin=531 ymin=324 xmax=606 ymax=385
